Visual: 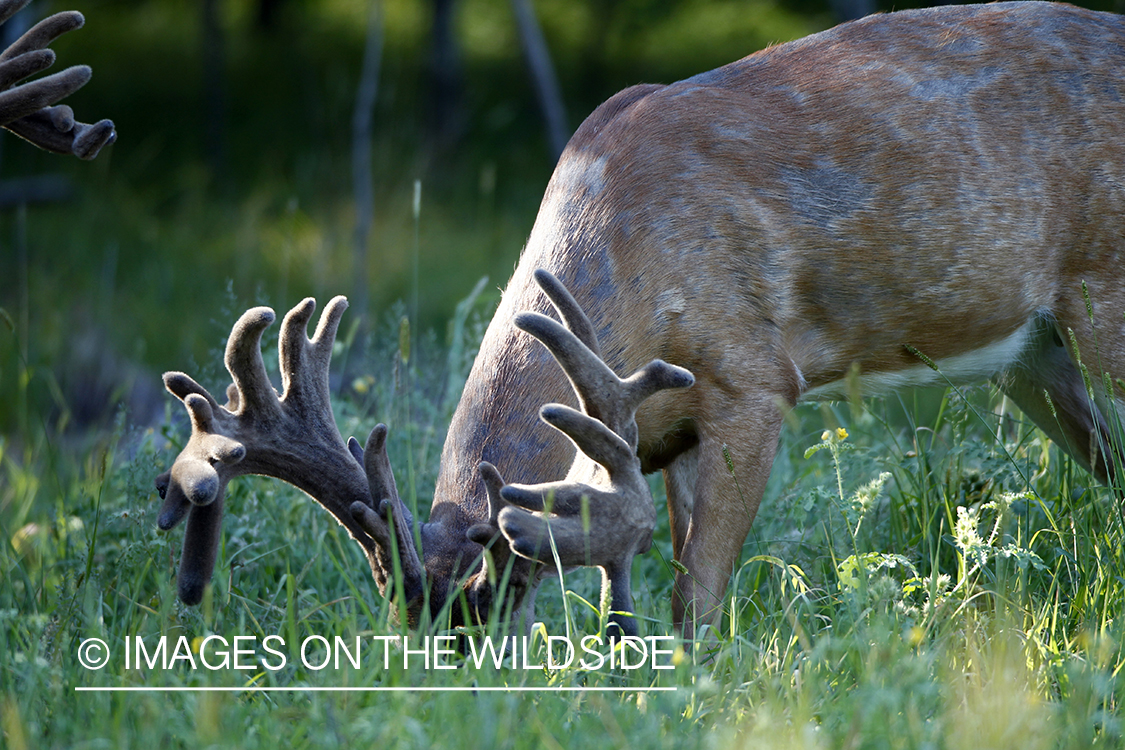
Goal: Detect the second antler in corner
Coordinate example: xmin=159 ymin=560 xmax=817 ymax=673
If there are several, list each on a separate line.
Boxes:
xmin=0 ymin=0 xmax=115 ymax=159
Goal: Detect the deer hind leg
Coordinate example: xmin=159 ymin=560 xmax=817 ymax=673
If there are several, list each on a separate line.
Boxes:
xmin=672 ymin=396 xmax=786 ymax=639
xmin=998 ymin=309 xmax=1125 ymax=485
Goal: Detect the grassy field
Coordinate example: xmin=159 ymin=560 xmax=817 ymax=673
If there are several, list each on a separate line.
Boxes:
xmin=2 ymin=300 xmax=1123 ymax=747
xmin=1 ymin=0 xmax=1124 ymax=746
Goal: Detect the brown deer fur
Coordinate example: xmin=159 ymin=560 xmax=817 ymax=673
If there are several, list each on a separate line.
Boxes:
xmin=433 ymin=1 xmax=1125 ymax=633
xmin=160 ymin=2 xmax=1125 ymax=638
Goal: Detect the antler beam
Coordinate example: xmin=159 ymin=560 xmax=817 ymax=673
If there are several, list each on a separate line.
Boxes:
xmin=156 ymin=298 xmax=424 ymax=610
xmin=157 ymin=273 xmax=693 ymax=637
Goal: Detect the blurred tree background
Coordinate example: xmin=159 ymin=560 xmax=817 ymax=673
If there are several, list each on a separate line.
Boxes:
xmin=0 ymin=0 xmax=1120 ymax=436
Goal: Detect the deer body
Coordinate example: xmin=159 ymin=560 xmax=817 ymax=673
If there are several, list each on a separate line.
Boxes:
xmin=436 ymin=1 xmax=1125 ymax=631
xmin=159 ymin=2 xmax=1125 ymax=638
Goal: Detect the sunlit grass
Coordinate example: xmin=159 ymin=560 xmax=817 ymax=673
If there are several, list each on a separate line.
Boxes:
xmin=2 ymin=291 xmax=1122 ymax=746
xmin=1 ymin=1 xmax=1123 ymax=745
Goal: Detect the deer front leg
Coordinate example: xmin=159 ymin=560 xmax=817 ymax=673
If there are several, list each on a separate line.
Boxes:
xmin=664 ymin=446 xmax=699 ymax=561
xmin=673 ymin=397 xmax=785 ymax=639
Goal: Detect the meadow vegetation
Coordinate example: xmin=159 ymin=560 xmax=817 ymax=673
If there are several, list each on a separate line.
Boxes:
xmin=1 ymin=0 xmax=1123 ymax=746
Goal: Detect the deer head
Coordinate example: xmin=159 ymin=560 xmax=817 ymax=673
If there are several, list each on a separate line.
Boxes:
xmin=0 ymin=0 xmax=115 ymax=159
xmin=159 ymin=2 xmax=1125 ymax=641
xmin=155 ymin=271 xmax=692 ymax=635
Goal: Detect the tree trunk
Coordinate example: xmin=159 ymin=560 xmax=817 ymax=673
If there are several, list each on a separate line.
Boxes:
xmin=351 ymin=0 xmax=384 ymax=330
xmin=428 ymin=0 xmax=464 ymax=152
xmin=201 ymin=0 xmax=227 ymax=179
xmin=511 ymin=0 xmax=569 ymax=163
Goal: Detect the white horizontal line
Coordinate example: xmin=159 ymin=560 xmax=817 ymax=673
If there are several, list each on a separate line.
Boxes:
xmin=75 ymin=686 xmax=677 ymax=693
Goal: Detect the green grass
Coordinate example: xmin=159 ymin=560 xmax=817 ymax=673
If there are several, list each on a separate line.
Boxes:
xmin=2 ymin=0 xmax=1125 ymax=745
xmin=2 ymin=291 xmax=1123 ymax=746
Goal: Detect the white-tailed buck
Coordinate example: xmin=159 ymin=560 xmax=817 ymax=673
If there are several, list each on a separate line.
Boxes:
xmin=157 ymin=1 xmax=1125 ymax=638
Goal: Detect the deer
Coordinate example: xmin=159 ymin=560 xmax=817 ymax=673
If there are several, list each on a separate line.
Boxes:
xmin=156 ymin=1 xmax=1125 ymax=640
xmin=0 ymin=0 xmax=115 ymax=159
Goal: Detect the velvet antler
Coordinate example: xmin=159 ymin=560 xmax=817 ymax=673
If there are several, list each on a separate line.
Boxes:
xmin=494 ymin=269 xmax=694 ymax=635
xmin=156 ymin=298 xmax=424 ymax=609
xmin=0 ymin=0 xmax=115 ymax=159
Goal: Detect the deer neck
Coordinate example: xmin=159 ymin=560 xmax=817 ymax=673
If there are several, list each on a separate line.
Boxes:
xmin=431 ymin=261 xmax=578 ymax=528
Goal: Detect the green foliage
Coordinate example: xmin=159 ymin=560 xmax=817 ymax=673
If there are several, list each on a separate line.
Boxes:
xmin=0 ymin=0 xmax=829 ymax=435
xmin=1 ymin=0 xmax=1124 ymax=745
xmin=3 ymin=303 xmax=1124 ymax=746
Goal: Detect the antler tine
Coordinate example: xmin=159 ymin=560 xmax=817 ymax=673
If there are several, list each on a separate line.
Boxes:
xmin=362 ymin=425 xmax=398 ymax=521
xmin=458 ymin=462 xmax=540 ymax=627
xmin=349 ymin=424 xmax=426 ymax=610
xmin=623 ymin=359 xmax=697 ymax=407
xmin=0 ymin=49 xmax=58 ymax=95
xmin=156 ymin=374 xmax=249 ymax=605
xmin=531 ymin=268 xmax=600 ymax=356
xmin=466 ymin=462 xmax=520 ymax=567
xmin=224 ymin=306 xmax=283 ymax=417
xmin=539 ymin=404 xmax=635 ymax=479
xmin=6 ymin=110 xmax=116 ymax=159
xmin=514 ymin=311 xmax=614 ymax=422
xmin=498 ymin=269 xmax=694 ymax=635
xmin=514 ymin=304 xmax=694 ymax=437
xmin=278 ymin=296 xmax=346 ymax=413
xmin=164 ymin=370 xmax=222 ymax=411
xmin=157 ymin=297 xmax=408 ymax=607
xmin=0 ymin=60 xmax=88 ymax=122
xmin=154 ymin=462 xmax=226 ymax=606
xmin=0 ymin=2 xmax=116 ymax=159
xmin=175 ymin=492 xmax=225 ymax=605
xmin=1 ymin=8 xmax=83 ymax=61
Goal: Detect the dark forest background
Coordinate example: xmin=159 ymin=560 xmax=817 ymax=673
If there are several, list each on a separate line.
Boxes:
xmin=0 ymin=0 xmax=1120 ymax=436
